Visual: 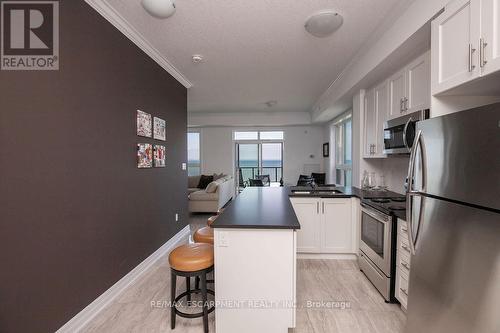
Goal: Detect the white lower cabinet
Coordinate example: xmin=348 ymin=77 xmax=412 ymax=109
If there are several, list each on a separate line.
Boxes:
xmin=395 ymin=218 xmax=411 ymax=310
xmin=290 ymin=197 xmax=354 ymax=254
xmin=289 ymin=198 xmax=321 ymax=253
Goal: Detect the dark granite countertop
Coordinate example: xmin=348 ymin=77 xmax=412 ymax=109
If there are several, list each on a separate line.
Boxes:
xmin=289 ymin=186 xmax=406 ymax=220
xmin=211 ymin=187 xmax=300 ymax=230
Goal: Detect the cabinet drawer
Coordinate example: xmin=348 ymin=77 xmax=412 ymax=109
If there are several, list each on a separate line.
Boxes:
xmin=398 ymin=220 xmax=408 ymax=236
xmin=398 ymin=236 xmax=412 ymax=257
xmin=397 ymin=250 xmax=411 ymax=276
xmin=396 ymin=272 xmax=410 ymax=308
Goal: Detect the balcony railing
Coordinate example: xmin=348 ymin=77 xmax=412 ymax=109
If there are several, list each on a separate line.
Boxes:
xmin=238 ymin=166 xmax=282 ymax=185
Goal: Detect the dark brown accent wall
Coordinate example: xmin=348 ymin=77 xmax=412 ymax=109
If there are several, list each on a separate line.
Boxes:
xmin=0 ymin=1 xmax=188 ymax=332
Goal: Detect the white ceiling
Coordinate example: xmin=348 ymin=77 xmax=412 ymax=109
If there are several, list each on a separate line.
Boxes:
xmin=104 ymin=0 xmax=404 ymax=114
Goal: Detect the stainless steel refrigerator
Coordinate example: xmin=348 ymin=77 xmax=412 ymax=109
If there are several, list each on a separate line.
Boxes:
xmin=405 ymin=103 xmax=500 ymax=333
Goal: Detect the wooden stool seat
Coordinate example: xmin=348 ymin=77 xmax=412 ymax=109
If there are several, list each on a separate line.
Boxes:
xmin=194 ymin=226 xmax=214 ymax=244
xmin=207 ymin=215 xmax=218 ymax=226
xmin=169 ymin=243 xmax=214 ymax=272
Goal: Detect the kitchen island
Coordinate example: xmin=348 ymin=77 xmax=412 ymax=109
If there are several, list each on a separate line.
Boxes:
xmin=211 ymin=187 xmax=300 ymax=333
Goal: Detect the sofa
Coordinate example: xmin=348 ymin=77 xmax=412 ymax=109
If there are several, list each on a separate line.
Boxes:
xmin=188 ymin=174 xmax=235 ymax=213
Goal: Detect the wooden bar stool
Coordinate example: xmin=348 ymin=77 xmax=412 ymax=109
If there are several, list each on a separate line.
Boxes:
xmin=207 ymin=215 xmax=218 ymax=226
xmin=169 ymin=243 xmax=215 ymax=333
xmin=193 ymin=226 xmax=214 ymax=244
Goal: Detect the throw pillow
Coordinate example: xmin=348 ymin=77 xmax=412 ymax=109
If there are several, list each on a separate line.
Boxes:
xmin=213 ymin=173 xmax=225 ymax=180
xmin=205 ymin=181 xmax=219 ymax=193
xmin=198 ymin=175 xmax=214 ymax=189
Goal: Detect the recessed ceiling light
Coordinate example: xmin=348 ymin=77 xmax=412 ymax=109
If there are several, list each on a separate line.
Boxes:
xmin=305 ymin=11 xmax=343 ymax=38
xmin=141 ymin=0 xmax=176 ymax=19
xmin=192 ymin=55 xmax=204 ymax=63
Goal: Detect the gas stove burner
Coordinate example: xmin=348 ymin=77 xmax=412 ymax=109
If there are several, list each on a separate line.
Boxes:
xmin=390 ymin=197 xmax=406 ymax=202
xmin=371 ymin=198 xmax=391 ymax=203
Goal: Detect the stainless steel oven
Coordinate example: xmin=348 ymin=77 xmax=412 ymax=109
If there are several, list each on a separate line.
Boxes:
xmin=383 ymin=109 xmax=429 ymax=155
xmin=358 ymin=204 xmax=393 ymax=301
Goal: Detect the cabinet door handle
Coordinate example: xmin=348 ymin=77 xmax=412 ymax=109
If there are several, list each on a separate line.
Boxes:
xmin=401 ymin=244 xmax=411 ymax=253
xmin=322 ymin=202 xmax=325 ymax=214
xmin=317 ymin=202 xmax=319 ymax=214
xmin=480 ymin=38 xmax=488 ymax=68
xmin=468 ymin=43 xmax=476 ymax=72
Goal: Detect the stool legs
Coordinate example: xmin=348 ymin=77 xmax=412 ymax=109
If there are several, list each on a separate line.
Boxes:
xmin=201 ymin=273 xmax=208 ymax=333
xmin=171 ymin=271 xmax=177 ymax=329
xmin=186 ymin=277 xmax=191 ymax=302
xmin=170 ymin=267 xmax=215 ymax=332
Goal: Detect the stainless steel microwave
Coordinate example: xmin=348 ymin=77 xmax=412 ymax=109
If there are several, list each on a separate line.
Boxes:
xmin=383 ymin=109 xmax=429 ymax=155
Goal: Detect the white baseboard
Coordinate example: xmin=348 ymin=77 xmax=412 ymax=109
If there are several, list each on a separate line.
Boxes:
xmin=56 ymin=225 xmax=190 ymax=333
xmin=297 ymin=253 xmax=358 ymax=260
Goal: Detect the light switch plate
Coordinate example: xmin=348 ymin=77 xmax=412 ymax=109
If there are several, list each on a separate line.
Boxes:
xmin=181 ymin=163 xmax=187 ymax=170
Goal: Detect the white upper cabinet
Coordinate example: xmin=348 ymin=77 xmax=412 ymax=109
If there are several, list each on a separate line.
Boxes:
xmin=431 ymin=0 xmax=480 ymax=95
xmin=406 ymin=52 xmax=431 ymax=113
xmin=388 ymin=52 xmax=431 ymax=120
xmin=363 ymin=88 xmax=377 ymax=158
xmin=388 ymin=69 xmax=407 ymax=118
xmin=374 ymin=81 xmax=389 ymax=156
xmin=431 ymin=0 xmax=500 ymax=94
xmin=481 ymin=0 xmax=500 ymax=75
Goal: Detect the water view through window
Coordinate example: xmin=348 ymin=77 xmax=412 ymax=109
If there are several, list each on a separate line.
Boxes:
xmin=237 ymin=141 xmax=283 ymax=186
xmin=188 ymin=132 xmax=201 ymax=176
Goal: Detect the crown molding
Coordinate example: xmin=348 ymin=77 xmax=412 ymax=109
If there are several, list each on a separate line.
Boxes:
xmin=84 ymin=0 xmax=193 ymax=88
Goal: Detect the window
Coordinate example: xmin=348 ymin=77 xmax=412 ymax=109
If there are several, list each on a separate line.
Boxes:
xmin=187 ymin=131 xmax=201 ymax=176
xmin=234 ymin=130 xmax=284 ymax=187
xmin=234 ymin=130 xmax=284 ymax=141
xmin=234 ymin=131 xmax=258 ymax=140
xmin=259 ymin=131 xmax=284 ymax=140
xmin=334 ymin=112 xmax=352 ymax=186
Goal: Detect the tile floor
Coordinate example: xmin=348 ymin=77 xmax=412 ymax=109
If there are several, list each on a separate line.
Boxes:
xmin=81 ymin=213 xmax=406 ymax=333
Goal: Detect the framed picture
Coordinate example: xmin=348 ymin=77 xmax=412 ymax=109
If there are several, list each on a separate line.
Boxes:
xmin=323 ymin=142 xmax=329 ymax=157
xmin=137 ymin=110 xmax=152 ymax=137
xmin=153 ymin=117 xmax=166 ymax=141
xmin=154 ymin=145 xmax=166 ymax=168
xmin=137 ymin=143 xmax=153 ymax=168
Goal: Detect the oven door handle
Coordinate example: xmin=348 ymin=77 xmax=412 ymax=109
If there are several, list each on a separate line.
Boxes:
xmin=361 ymin=204 xmax=390 ymax=223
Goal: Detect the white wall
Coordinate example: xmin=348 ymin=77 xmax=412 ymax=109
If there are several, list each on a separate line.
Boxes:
xmin=189 ymin=111 xmax=312 ymax=127
xmin=196 ymin=126 xmax=325 ymax=186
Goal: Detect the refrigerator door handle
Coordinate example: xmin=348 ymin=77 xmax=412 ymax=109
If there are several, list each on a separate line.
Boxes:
xmin=406 ymin=130 xmax=425 ymax=255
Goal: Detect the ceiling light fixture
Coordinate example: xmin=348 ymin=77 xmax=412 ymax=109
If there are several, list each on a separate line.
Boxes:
xmin=141 ymin=0 xmax=176 ymax=19
xmin=304 ymin=11 xmax=343 ymax=38
xmin=192 ymin=55 xmax=204 ymax=63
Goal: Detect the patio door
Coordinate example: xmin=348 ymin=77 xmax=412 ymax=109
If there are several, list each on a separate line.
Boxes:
xmin=236 ymin=142 xmax=283 ymax=187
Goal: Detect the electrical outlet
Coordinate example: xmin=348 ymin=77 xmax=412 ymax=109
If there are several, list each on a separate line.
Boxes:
xmin=175 ymin=213 xmax=179 ymax=222
xmin=218 ymin=231 xmax=229 ymax=247
xmin=181 ymin=163 xmax=187 ymax=170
